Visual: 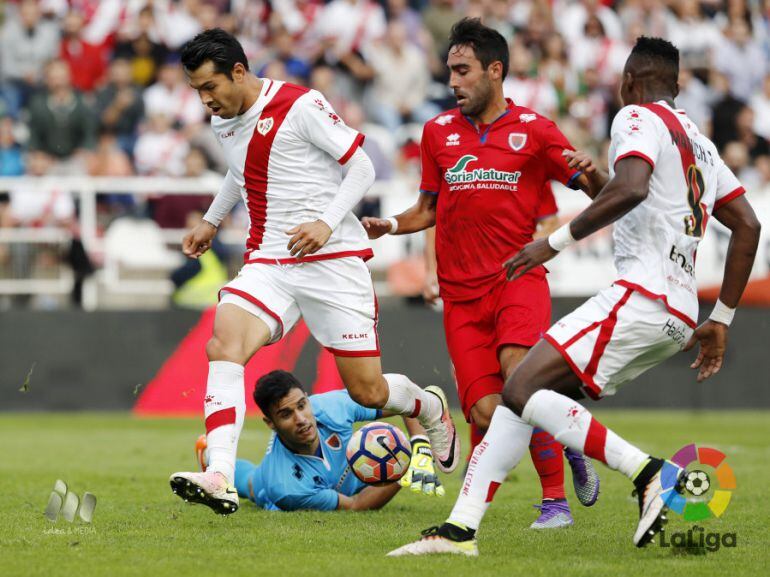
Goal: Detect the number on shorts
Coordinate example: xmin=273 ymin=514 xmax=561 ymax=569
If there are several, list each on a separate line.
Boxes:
xmin=683 ymin=164 xmax=707 ymax=237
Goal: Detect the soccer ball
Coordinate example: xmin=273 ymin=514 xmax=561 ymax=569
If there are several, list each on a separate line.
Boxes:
xmin=685 ymin=470 xmax=711 ymax=496
xmin=346 ymin=422 xmax=411 ymax=484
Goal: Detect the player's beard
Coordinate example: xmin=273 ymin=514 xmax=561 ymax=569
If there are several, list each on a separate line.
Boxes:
xmin=459 ymin=76 xmax=494 ymax=118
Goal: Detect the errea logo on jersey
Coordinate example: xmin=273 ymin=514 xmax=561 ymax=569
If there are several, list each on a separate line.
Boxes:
xmin=435 ymin=114 xmax=454 ymax=126
xmin=446 ymin=133 xmax=460 ymax=146
xmin=444 ymin=155 xmax=521 ymax=185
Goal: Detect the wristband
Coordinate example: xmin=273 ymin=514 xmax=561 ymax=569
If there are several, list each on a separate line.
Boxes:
xmin=386 ymin=217 xmax=399 ymax=234
xmin=547 ymin=223 xmax=575 ymax=252
xmin=709 ymin=299 xmax=735 ymax=326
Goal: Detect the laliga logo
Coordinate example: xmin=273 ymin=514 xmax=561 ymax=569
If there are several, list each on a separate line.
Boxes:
xmin=660 ymin=444 xmax=736 ymax=521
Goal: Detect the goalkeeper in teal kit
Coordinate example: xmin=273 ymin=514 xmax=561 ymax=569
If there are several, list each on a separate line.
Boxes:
xmin=194 ymin=370 xmax=444 ymax=511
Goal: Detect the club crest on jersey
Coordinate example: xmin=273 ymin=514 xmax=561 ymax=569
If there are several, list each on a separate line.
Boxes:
xmin=325 ymin=433 xmax=342 ymax=450
xmin=257 ymin=117 xmax=274 ymax=136
xmin=508 ymin=133 xmax=527 ymax=151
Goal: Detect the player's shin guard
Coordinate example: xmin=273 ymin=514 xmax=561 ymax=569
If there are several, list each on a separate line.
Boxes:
xmin=447 ymin=406 xmax=533 ymax=530
xmin=204 ymin=361 xmax=246 ymax=484
xmin=529 ymin=428 xmax=566 ymax=500
xmin=383 ymin=373 xmax=441 ymax=421
xmin=522 ymin=389 xmax=647 ymax=479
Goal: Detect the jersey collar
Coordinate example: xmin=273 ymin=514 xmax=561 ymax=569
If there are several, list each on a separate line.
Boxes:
xmin=238 ymin=78 xmax=278 ymax=123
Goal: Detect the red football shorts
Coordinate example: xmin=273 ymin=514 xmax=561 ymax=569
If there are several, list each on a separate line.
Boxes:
xmin=443 ymin=270 xmax=551 ymax=422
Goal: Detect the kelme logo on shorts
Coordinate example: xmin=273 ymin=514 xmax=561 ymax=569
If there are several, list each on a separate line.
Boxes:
xmin=444 ymin=155 xmax=521 ymax=185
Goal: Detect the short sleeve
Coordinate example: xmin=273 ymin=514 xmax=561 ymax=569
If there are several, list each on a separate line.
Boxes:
xmin=537 ymin=182 xmax=558 ymax=219
xmin=713 ymin=158 xmax=745 ymax=211
xmin=610 ymin=106 xmax=662 ymax=170
xmin=311 ymin=391 xmax=380 ymax=427
xmin=275 ymin=489 xmax=339 ymax=512
xmin=419 ymin=124 xmax=441 ymax=195
xmin=538 ymin=119 xmax=581 ymax=189
xmin=296 ymin=90 xmax=364 ymax=165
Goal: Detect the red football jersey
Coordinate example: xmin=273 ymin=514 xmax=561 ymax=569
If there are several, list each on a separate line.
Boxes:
xmin=420 ymin=100 xmax=580 ymax=301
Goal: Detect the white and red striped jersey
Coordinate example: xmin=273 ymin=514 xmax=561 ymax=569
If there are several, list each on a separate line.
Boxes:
xmin=608 ymin=101 xmax=745 ymax=328
xmin=213 ymin=79 xmax=371 ymax=263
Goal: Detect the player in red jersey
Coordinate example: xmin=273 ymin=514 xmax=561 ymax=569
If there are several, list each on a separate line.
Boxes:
xmin=364 ymin=19 xmax=605 ymax=528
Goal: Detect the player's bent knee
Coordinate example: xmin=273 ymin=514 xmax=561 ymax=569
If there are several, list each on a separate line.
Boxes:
xmin=501 ymin=376 xmax=531 ymax=416
xmin=346 ymin=380 xmax=388 ymax=409
xmin=205 ymin=336 xmax=246 ymax=364
xmin=469 ymin=404 xmax=494 ymax=431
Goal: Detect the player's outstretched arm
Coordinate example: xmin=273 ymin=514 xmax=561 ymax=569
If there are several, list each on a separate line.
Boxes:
xmin=182 ymin=219 xmax=218 ymax=259
xmin=361 ymin=192 xmax=437 ymax=239
xmin=504 ymin=156 xmax=652 ymax=280
xmin=683 ymin=195 xmax=761 ymax=382
xmin=423 ymin=226 xmax=440 ymax=304
xmin=337 ymin=483 xmax=400 ymax=511
xmin=562 ymin=149 xmax=609 ymax=199
xmin=183 ymin=170 xmax=241 ymax=258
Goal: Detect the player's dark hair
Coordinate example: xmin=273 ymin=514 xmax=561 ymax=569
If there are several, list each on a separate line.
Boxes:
xmin=253 ymin=370 xmax=305 ymax=416
xmin=629 ymin=36 xmax=679 ymax=91
xmin=448 ymin=18 xmax=509 ymax=80
xmin=180 ymin=28 xmax=249 ymax=79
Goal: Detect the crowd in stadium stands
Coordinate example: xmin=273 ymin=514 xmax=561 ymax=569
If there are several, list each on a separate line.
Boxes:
xmin=1 ymin=0 xmax=769 ymax=305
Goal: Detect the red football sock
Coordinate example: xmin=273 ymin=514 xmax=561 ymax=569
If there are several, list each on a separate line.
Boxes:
xmin=529 ymin=427 xmax=566 ymax=500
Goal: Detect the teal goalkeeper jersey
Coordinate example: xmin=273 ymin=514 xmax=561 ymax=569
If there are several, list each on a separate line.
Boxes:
xmin=250 ymin=391 xmax=380 ymax=511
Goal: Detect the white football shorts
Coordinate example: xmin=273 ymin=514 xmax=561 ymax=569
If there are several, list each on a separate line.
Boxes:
xmin=544 ymin=283 xmax=695 ymax=399
xmin=218 ymin=256 xmax=379 ymax=356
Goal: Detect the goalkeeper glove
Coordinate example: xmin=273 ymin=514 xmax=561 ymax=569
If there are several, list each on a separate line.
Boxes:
xmin=400 ymin=435 xmax=445 ymax=497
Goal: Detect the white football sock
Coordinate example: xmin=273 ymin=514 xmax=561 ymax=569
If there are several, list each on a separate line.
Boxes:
xmin=382 ymin=373 xmax=442 ymax=422
xmin=522 ymin=389 xmax=648 ymax=479
xmin=204 ymin=361 xmax=246 ymax=484
xmin=447 ymin=406 xmax=533 ymax=530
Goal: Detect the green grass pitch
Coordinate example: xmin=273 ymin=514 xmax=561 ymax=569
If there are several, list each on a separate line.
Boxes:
xmin=1 ymin=411 xmax=767 ymax=576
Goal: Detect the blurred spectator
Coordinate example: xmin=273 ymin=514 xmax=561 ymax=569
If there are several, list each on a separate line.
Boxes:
xmin=504 ymin=43 xmax=559 ymax=119
xmin=59 ymin=10 xmax=109 ymax=93
xmin=143 ymin=59 xmax=206 ymax=128
xmin=750 ymin=74 xmax=770 ymax=140
xmin=154 ymin=0 xmax=204 ymax=50
xmin=365 ymin=22 xmax=439 ymax=132
xmin=27 ymin=60 xmax=98 ymax=172
xmin=711 ymin=71 xmax=745 ymax=151
xmin=95 ymin=59 xmax=145 ymax=157
xmin=312 ymin=0 xmax=386 ymax=62
xmin=734 ymin=105 xmax=770 ymax=161
xmin=618 ymin=0 xmax=670 ymax=39
xmin=667 ymin=0 xmax=721 ymax=72
xmin=0 ymin=0 xmax=60 ymax=117
xmin=558 ymin=0 xmax=623 ymax=45
xmin=3 ymin=151 xmax=75 ymax=228
xmin=134 ymin=113 xmax=189 ymax=177
xmin=676 ymin=67 xmax=713 ymax=133
xmin=0 ymin=117 xmax=25 ymax=177
xmin=151 ymin=147 xmax=216 ymax=229
xmin=722 ymin=141 xmax=760 ymax=189
xmin=268 ymin=28 xmax=312 ymax=84
xmin=87 ymin=130 xmax=134 ymax=178
xmin=483 ymin=0 xmax=515 ymax=44
xmin=569 ymin=14 xmax=629 ymax=87
xmin=113 ymin=7 xmax=169 ymax=87
xmin=422 ymin=0 xmax=462 ymax=58
xmin=538 ymin=33 xmax=579 ymax=116
xmin=714 ymin=18 xmax=767 ymax=102
xmin=385 ymin=0 xmax=424 ymax=46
